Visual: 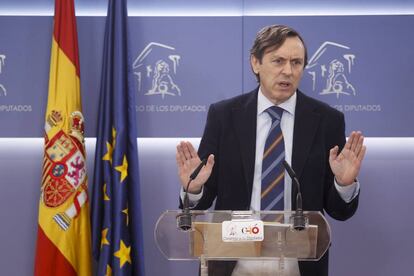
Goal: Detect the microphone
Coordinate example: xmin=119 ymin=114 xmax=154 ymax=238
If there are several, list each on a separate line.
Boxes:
xmin=189 ymin=158 xmax=207 ymax=181
xmin=177 ymin=158 xmax=207 ymax=231
xmin=282 ymin=160 xmax=306 ymax=231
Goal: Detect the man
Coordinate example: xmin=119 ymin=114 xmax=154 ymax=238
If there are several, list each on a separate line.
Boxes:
xmin=176 ymin=25 xmax=366 ymax=276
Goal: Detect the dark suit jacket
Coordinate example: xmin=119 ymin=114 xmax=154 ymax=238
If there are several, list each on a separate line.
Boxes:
xmin=191 ymin=88 xmax=359 ymax=276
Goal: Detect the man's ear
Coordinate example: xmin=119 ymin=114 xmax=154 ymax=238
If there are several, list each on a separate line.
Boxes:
xmin=250 ymin=55 xmax=260 ymax=75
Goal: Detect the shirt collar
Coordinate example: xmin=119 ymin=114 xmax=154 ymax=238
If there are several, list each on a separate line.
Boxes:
xmin=257 ymin=87 xmax=297 ymax=116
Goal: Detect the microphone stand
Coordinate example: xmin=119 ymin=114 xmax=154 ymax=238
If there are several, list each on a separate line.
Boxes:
xmin=282 ymin=161 xmax=307 ymax=231
xmin=177 ymin=159 xmax=207 ymax=231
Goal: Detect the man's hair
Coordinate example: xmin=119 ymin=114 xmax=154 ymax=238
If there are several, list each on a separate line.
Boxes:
xmin=250 ymin=25 xmax=308 ymax=81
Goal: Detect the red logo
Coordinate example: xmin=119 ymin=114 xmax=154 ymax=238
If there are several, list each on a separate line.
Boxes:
xmin=242 ymin=225 xmax=260 ymax=235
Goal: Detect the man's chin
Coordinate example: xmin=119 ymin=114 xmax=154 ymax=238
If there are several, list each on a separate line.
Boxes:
xmin=269 ymin=91 xmax=295 ymax=104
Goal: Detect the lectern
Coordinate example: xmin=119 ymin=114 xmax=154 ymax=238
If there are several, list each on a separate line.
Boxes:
xmin=155 ymin=210 xmax=331 ymax=275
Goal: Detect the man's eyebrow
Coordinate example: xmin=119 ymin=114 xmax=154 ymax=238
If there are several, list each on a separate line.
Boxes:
xmin=269 ymin=55 xmax=286 ymax=59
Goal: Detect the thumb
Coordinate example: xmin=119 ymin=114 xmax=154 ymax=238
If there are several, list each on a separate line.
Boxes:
xmin=329 ymin=145 xmax=339 ymax=163
xmin=205 ymin=154 xmax=215 ymax=170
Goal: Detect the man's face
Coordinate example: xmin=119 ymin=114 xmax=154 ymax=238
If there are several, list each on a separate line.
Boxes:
xmin=251 ymin=36 xmax=305 ymax=104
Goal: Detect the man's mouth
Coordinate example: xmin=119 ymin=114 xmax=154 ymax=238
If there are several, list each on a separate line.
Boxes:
xmin=278 ymin=81 xmax=291 ymax=88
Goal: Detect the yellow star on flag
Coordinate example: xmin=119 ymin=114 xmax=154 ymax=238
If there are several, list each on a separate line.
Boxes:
xmin=101 ymin=228 xmax=110 ymax=248
xmin=103 ymin=183 xmax=110 ymax=201
xmin=115 ymin=155 xmax=128 ymax=183
xmin=105 ymin=264 xmax=112 ymax=276
xmin=114 ymin=240 xmax=131 ymax=268
xmin=122 ymin=207 xmax=129 ymax=226
xmin=102 ymin=141 xmax=113 ymax=164
xmin=112 ymin=127 xmax=117 ymax=149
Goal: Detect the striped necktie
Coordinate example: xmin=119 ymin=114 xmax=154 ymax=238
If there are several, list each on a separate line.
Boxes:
xmin=261 ymin=106 xmax=285 ymax=211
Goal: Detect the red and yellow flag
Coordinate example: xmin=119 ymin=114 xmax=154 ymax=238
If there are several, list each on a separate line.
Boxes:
xmin=34 ymin=0 xmax=92 ymax=275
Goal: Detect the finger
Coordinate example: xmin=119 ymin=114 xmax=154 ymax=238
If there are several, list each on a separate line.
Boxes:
xmin=205 ymin=154 xmax=215 ymax=170
xmin=329 ymin=145 xmax=339 ymax=163
xmin=200 ymin=154 xmax=214 ymax=174
xmin=176 ymin=151 xmax=183 ymax=169
xmin=354 ymin=135 xmax=364 ymax=156
xmin=357 ymin=145 xmax=367 ymax=162
xmin=198 ymin=154 xmax=215 ymax=182
xmin=347 ymin=131 xmax=358 ymax=151
xmin=176 ymin=143 xmax=187 ymax=164
xmin=348 ymin=132 xmax=357 ymax=151
xmin=350 ymin=131 xmax=362 ymax=152
xmin=186 ymin=142 xmax=199 ymax=160
xmin=344 ymin=131 xmax=355 ymax=150
xmin=184 ymin=141 xmax=199 ymax=161
xmin=181 ymin=141 xmax=193 ymax=160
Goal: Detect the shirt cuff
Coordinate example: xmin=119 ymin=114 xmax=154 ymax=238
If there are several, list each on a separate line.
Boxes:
xmin=334 ymin=179 xmax=360 ymax=203
xmin=180 ymin=186 xmax=204 ymax=207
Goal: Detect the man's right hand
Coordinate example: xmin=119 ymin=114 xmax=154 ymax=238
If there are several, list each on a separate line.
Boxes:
xmin=176 ymin=141 xmax=214 ymax=194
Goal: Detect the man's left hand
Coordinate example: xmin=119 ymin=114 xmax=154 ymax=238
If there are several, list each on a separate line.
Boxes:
xmin=329 ymin=131 xmax=367 ymax=186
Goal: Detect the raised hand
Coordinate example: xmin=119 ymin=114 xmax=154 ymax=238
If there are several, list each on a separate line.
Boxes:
xmin=329 ymin=131 xmax=367 ymax=186
xmin=176 ymin=141 xmax=214 ymax=193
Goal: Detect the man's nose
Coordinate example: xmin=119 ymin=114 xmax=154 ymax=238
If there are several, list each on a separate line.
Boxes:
xmin=281 ymin=62 xmax=293 ymax=75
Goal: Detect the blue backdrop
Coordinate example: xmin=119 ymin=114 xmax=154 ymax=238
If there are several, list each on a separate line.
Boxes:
xmin=1 ymin=15 xmax=413 ymax=137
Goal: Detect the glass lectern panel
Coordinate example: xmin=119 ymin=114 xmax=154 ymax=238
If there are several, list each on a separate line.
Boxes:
xmin=154 ymin=210 xmax=331 ymax=262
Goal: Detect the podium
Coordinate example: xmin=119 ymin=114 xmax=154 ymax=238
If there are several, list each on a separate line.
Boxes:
xmin=155 ymin=210 xmax=331 ymax=275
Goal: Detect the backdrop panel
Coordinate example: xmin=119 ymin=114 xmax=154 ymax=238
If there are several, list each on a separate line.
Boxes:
xmin=1 ymin=15 xmax=413 ymax=137
xmin=129 ymin=17 xmax=243 ymax=137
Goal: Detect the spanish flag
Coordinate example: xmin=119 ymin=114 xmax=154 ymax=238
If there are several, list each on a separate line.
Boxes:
xmin=34 ymin=0 xmax=92 ymax=275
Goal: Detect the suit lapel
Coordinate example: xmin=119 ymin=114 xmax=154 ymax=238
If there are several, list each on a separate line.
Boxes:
xmin=292 ymin=91 xmax=321 ymax=180
xmin=231 ymin=90 xmax=258 ymax=198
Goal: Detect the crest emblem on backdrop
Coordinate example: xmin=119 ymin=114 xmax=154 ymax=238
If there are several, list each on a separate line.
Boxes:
xmin=133 ymin=42 xmax=181 ymax=99
xmin=306 ymin=41 xmax=356 ymax=98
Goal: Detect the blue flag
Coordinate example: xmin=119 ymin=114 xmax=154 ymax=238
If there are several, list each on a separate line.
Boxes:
xmin=91 ymin=0 xmax=145 ymax=275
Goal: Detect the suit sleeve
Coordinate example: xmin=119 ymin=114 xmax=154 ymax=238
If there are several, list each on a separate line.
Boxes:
xmin=323 ymin=112 xmax=359 ymax=221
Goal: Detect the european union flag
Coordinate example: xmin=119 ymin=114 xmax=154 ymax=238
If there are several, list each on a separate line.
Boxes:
xmin=91 ymin=0 xmax=145 ymax=275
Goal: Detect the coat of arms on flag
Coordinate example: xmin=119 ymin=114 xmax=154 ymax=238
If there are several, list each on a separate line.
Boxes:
xmin=42 ymin=110 xmax=88 ymax=231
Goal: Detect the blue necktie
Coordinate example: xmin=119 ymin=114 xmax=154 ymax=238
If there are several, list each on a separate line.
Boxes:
xmin=261 ymin=106 xmax=285 ymax=210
